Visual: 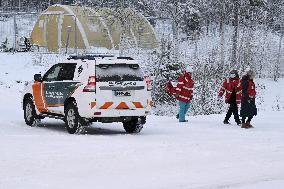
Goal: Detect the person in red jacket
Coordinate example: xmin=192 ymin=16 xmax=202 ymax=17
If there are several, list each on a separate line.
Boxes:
xmin=218 ymin=70 xmax=242 ymax=125
xmin=240 ymin=70 xmax=257 ymax=129
xmin=175 ymin=66 xmax=194 ymax=122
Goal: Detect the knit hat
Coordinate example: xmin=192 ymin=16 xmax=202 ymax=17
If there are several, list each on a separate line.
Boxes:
xmin=229 ymin=69 xmax=239 ymax=78
xmin=230 ymin=69 xmax=238 ymax=75
xmin=185 ymin=64 xmax=194 ymax=73
xmin=246 ymin=70 xmax=255 ymax=78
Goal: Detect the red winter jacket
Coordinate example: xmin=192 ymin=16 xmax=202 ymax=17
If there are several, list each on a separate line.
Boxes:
xmin=218 ymin=77 xmax=242 ymax=104
xmin=247 ymin=80 xmax=256 ymax=98
xmin=176 ymin=72 xmax=194 ymax=103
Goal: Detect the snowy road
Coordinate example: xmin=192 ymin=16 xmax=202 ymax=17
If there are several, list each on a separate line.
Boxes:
xmin=1 ymin=88 xmax=284 ymax=189
xmin=0 ymin=54 xmax=284 ymax=188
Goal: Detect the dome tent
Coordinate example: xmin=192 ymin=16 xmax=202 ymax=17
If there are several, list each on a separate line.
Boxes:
xmin=31 ymin=4 xmax=158 ymax=52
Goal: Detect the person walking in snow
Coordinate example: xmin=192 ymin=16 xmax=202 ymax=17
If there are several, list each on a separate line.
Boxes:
xmin=175 ymin=65 xmax=194 ymax=122
xmin=218 ymin=70 xmax=242 ymax=125
xmin=240 ymin=70 xmax=257 ymax=129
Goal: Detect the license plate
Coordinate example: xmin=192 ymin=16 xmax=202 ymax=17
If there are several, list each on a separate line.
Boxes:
xmin=114 ymin=91 xmax=131 ymax=97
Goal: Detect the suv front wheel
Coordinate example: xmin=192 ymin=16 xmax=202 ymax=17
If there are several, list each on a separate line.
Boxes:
xmin=123 ymin=117 xmax=146 ymax=133
xmin=65 ymin=101 xmax=82 ymax=134
xmin=24 ymin=97 xmax=40 ymax=126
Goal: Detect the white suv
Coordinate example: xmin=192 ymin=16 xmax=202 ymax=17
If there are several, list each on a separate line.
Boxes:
xmin=22 ymin=55 xmax=152 ymax=134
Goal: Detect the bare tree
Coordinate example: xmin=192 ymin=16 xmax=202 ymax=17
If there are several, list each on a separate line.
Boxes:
xmin=231 ymin=0 xmax=239 ymax=67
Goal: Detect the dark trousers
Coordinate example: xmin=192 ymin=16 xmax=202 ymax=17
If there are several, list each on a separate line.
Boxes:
xmin=242 ymin=116 xmax=253 ymax=123
xmin=225 ymin=102 xmax=240 ymax=123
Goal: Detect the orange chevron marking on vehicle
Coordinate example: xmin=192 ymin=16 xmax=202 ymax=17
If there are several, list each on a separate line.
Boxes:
xmin=32 ymin=82 xmax=48 ymax=113
xmin=116 ymin=102 xmax=129 ymax=109
xmin=132 ymin=102 xmax=143 ymax=108
xmin=99 ymin=102 xmax=113 ymax=109
xmin=91 ymin=102 xmax=96 ymax=109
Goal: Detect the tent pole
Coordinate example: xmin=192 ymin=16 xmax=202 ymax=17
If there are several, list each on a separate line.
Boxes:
xmin=74 ymin=16 xmax=77 ymax=55
xmin=13 ymin=14 xmax=16 ymax=53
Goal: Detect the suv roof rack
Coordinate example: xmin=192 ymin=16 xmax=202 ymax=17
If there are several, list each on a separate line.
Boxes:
xmin=67 ymin=54 xmax=115 ymax=60
xmin=67 ymin=55 xmax=135 ymax=61
xmin=117 ymin=57 xmax=134 ymax=60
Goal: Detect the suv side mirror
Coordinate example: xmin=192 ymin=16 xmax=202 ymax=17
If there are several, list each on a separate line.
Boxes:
xmin=34 ymin=74 xmax=42 ymax=82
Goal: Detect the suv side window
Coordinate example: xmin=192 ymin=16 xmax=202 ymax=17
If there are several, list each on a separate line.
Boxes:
xmin=58 ymin=63 xmax=77 ymax=81
xmin=43 ymin=63 xmax=76 ymax=82
xmin=43 ymin=64 xmax=63 ymax=82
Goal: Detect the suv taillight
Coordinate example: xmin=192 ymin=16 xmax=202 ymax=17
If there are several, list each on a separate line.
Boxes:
xmin=144 ymin=75 xmax=152 ymax=91
xmin=83 ymin=76 xmax=96 ymax=92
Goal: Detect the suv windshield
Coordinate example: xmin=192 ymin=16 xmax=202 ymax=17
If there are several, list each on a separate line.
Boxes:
xmin=96 ymin=64 xmax=144 ymax=82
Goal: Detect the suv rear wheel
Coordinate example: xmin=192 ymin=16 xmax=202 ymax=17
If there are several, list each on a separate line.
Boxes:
xmin=24 ymin=97 xmax=40 ymax=126
xmin=123 ymin=117 xmax=145 ymax=133
xmin=65 ymin=101 xmax=82 ymax=134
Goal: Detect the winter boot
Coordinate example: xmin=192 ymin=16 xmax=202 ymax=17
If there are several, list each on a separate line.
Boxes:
xmin=223 ymin=119 xmax=230 ymax=124
xmin=179 ymin=120 xmax=188 ymax=123
xmin=241 ymin=123 xmax=249 ymax=129
xmin=246 ymin=122 xmax=254 ymax=128
xmin=236 ymin=121 xmax=242 ymax=126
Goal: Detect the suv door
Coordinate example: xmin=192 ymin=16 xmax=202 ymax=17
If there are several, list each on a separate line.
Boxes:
xmin=42 ymin=63 xmax=78 ymax=114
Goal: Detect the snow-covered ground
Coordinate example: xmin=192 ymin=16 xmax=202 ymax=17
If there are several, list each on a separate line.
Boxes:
xmin=0 ymin=53 xmax=284 ymax=189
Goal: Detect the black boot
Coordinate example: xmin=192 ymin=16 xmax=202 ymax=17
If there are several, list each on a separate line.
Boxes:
xmin=223 ymin=119 xmax=230 ymax=124
xmin=176 ymin=114 xmax=179 ymax=119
